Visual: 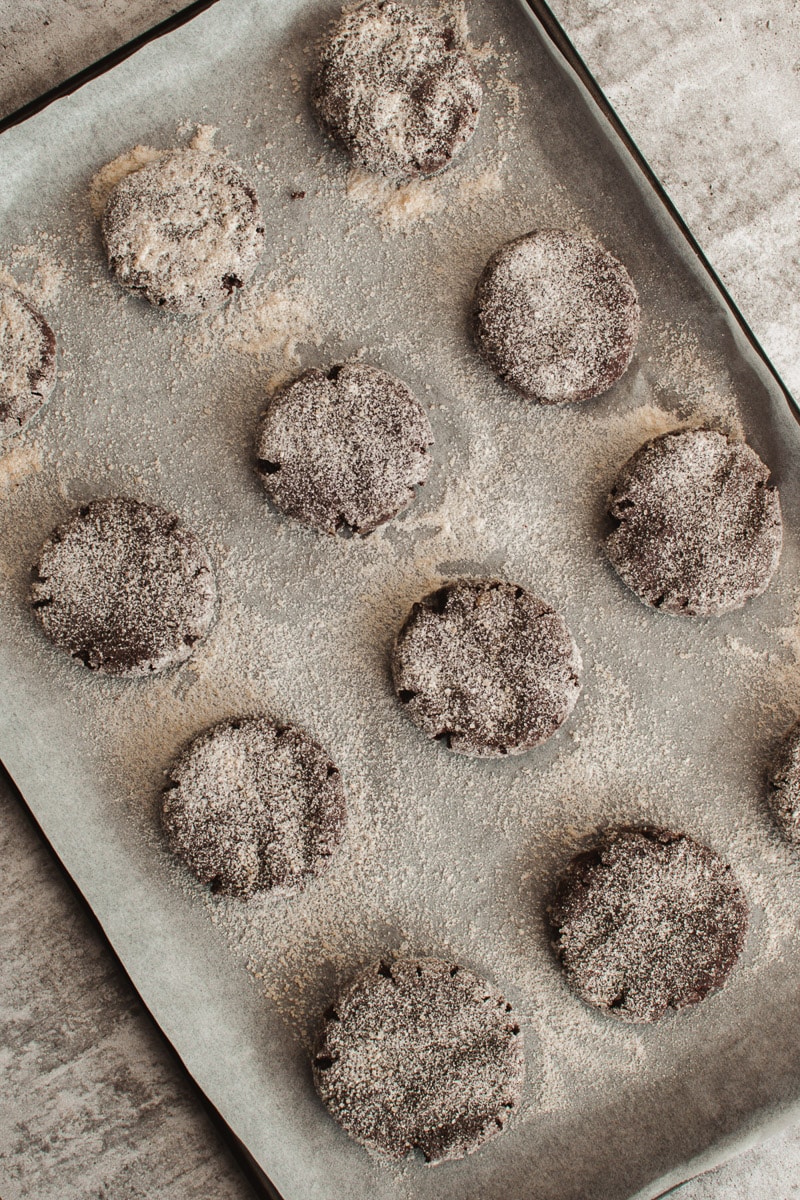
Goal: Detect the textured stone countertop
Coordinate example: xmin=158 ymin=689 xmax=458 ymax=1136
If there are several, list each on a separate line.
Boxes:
xmin=1 ymin=2 xmax=799 ymax=1198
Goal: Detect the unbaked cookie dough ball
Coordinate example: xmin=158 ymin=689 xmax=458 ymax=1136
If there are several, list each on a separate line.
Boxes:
xmin=549 ymin=826 xmax=748 ymax=1023
xmin=30 ymin=497 xmax=217 ymax=675
xmin=101 ymin=149 xmax=265 ymax=313
xmin=312 ymin=0 xmax=483 ymax=180
xmin=767 ymin=720 xmax=800 ymax=845
xmin=392 ymin=578 xmax=581 ymax=756
xmin=472 ymin=229 xmax=640 ymax=404
xmin=256 ymin=362 xmax=433 ymax=535
xmin=606 ymin=428 xmax=782 ymax=616
xmin=312 ymin=956 xmax=524 ymax=1161
xmin=162 ymin=715 xmax=346 ymax=898
xmin=0 ymin=284 xmax=56 ymax=438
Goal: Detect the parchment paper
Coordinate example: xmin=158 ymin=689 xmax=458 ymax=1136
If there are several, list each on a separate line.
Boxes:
xmin=2 ymin=2 xmax=800 ymax=1198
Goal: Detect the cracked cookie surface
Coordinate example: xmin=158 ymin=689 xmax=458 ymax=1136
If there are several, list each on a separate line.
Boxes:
xmin=550 ymin=826 xmax=749 ymax=1023
xmin=312 ymin=956 xmax=524 ymax=1161
xmin=605 ymin=428 xmax=782 ymax=616
xmin=256 ymin=361 xmax=433 ymax=535
xmin=31 ymin=497 xmax=216 ymax=675
xmin=392 ymin=578 xmax=581 ymax=756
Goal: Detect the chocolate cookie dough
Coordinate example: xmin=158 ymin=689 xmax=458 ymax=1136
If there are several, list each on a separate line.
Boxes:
xmin=312 ymin=0 xmax=482 ymax=180
xmin=30 ymin=497 xmax=216 ymax=675
xmin=392 ymin=578 xmax=581 ymax=756
xmin=549 ymin=827 xmax=748 ymax=1023
xmin=162 ymin=715 xmax=346 ymax=898
xmin=606 ymin=428 xmax=782 ymax=616
xmin=472 ymin=229 xmax=640 ymax=404
xmin=0 ymin=284 xmax=56 ymax=437
xmin=102 ymin=149 xmax=265 ymax=313
xmin=767 ymin=720 xmax=800 ymax=845
xmin=256 ymin=362 xmax=433 ymax=535
xmin=312 ymin=956 xmax=524 ymax=1161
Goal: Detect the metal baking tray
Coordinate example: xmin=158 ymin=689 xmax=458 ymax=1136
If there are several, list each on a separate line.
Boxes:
xmin=1 ymin=2 xmax=799 ymax=1197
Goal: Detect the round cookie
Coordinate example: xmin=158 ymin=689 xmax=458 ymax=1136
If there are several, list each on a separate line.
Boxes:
xmin=31 ymin=497 xmax=217 ymax=676
xmin=767 ymin=720 xmax=800 ymax=845
xmin=162 ymin=716 xmax=346 ymax=898
xmin=102 ymin=149 xmax=265 ymax=314
xmin=312 ymin=0 xmax=482 ymax=180
xmin=0 ymin=285 xmax=57 ymax=438
xmin=256 ymin=362 xmax=433 ymax=535
xmin=549 ymin=827 xmax=748 ymax=1023
xmin=392 ymin=578 xmax=581 ymax=756
xmin=312 ymin=956 xmax=524 ymax=1161
xmin=472 ymin=229 xmax=640 ymax=404
xmin=606 ymin=428 xmax=782 ymax=616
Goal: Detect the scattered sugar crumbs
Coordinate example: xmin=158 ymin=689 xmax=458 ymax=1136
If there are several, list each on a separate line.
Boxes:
xmin=187 ymin=279 xmax=321 ymax=385
xmin=0 ymin=442 xmax=42 ymax=498
xmin=88 ymin=145 xmax=166 ymax=219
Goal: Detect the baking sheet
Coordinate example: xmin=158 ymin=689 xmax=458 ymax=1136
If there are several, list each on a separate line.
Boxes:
xmin=1 ymin=1 xmax=800 ymax=1197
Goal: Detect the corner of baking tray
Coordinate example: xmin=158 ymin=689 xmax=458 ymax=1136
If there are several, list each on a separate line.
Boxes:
xmin=517 ymin=0 xmax=800 ymax=431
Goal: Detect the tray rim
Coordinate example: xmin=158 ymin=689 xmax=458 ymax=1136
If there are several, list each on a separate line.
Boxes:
xmin=1 ymin=1 xmax=798 ymax=1198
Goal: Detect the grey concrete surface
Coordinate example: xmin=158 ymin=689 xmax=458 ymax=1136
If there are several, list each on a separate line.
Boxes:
xmin=1 ymin=1 xmax=799 ymax=1198
xmin=549 ymin=0 xmax=800 ymax=402
xmin=0 ymin=774 xmax=255 ymax=1200
xmin=0 ymin=0 xmax=187 ymax=116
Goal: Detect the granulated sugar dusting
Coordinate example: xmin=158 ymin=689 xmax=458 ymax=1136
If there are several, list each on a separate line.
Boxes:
xmin=256 ymin=361 xmax=434 ymax=535
xmin=392 ymin=578 xmax=581 ymax=756
xmin=312 ymin=0 xmax=482 ymax=181
xmin=606 ymin=428 xmax=783 ymax=616
xmin=30 ymin=497 xmax=218 ymax=676
xmin=101 ymin=148 xmax=266 ymax=313
xmin=550 ymin=827 xmax=749 ymax=1024
xmin=473 ymin=228 xmax=641 ymax=404
xmin=313 ymin=956 xmax=524 ymax=1161
xmin=2 ymin=0 xmax=800 ymax=1192
xmin=88 ymin=143 xmax=165 ymax=218
xmin=0 ymin=284 xmax=57 ymax=435
xmin=163 ymin=715 xmax=346 ymax=898
xmin=0 ymin=442 xmax=42 ymax=496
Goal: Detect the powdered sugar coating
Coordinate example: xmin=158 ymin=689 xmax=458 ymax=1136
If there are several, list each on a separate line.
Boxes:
xmin=30 ymin=497 xmax=217 ymax=676
xmin=256 ymin=362 xmax=433 ymax=535
xmin=0 ymin=285 xmax=56 ymax=437
xmin=162 ymin=716 xmax=346 ymax=898
xmin=550 ymin=827 xmax=749 ymax=1024
xmin=312 ymin=0 xmax=483 ymax=181
xmin=102 ymin=149 xmax=265 ymax=314
xmin=392 ymin=578 xmax=582 ymax=756
xmin=606 ymin=428 xmax=782 ymax=616
xmin=472 ymin=228 xmax=640 ymax=404
xmin=312 ymin=956 xmax=524 ymax=1161
xmin=767 ymin=721 xmax=800 ymax=845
